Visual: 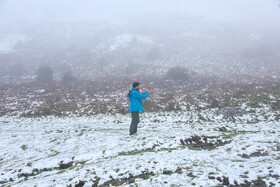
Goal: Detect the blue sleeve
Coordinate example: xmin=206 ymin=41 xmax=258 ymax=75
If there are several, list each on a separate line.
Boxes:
xmin=133 ymin=91 xmax=149 ymax=100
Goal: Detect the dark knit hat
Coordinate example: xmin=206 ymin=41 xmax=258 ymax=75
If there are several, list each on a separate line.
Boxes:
xmin=133 ymin=82 xmax=140 ymax=88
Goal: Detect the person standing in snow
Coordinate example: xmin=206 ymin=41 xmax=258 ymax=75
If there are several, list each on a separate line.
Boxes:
xmin=127 ymin=82 xmax=151 ymax=136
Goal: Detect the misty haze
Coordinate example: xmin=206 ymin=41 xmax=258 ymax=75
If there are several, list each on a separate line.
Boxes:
xmin=0 ymin=0 xmax=280 ymax=186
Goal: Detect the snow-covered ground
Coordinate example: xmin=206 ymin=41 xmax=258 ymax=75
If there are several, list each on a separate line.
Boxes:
xmin=0 ymin=109 xmax=280 ymax=186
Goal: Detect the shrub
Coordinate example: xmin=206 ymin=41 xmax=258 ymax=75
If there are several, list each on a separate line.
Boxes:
xmin=166 ymin=66 xmax=189 ymax=81
xmin=62 ymin=70 xmax=77 ymax=83
xmin=143 ymin=100 xmax=162 ymax=112
xmin=36 ymin=64 xmax=53 ymax=83
xmin=164 ymin=102 xmax=181 ymax=112
xmin=209 ymin=99 xmax=219 ymax=108
xmin=271 ymin=100 xmax=280 ymax=110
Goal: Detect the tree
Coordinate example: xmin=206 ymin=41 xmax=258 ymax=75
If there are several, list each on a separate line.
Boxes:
xmin=36 ymin=64 xmax=53 ymax=83
xmin=166 ymin=66 xmax=190 ymax=81
xmin=61 ymin=70 xmax=77 ymax=83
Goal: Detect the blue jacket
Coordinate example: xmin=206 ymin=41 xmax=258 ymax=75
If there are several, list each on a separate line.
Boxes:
xmin=127 ymin=88 xmax=149 ymax=112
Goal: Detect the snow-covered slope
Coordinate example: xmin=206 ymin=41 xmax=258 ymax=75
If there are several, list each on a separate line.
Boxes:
xmin=0 ymin=109 xmax=279 ymax=186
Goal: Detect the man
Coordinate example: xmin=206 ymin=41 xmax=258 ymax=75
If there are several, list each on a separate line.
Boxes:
xmin=127 ymin=82 xmax=151 ymax=136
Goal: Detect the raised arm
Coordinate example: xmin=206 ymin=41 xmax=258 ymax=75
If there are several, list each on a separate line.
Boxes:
xmin=133 ymin=91 xmax=149 ymax=100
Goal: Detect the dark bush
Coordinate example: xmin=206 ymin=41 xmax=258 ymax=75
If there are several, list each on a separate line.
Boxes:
xmin=62 ymin=70 xmax=77 ymax=83
xmin=166 ymin=66 xmax=189 ymax=81
xmin=143 ymin=100 xmax=162 ymax=112
xmin=164 ymin=102 xmax=181 ymax=112
xmin=209 ymin=99 xmax=219 ymax=108
xmin=36 ymin=64 xmax=53 ymax=83
xmin=271 ymin=100 xmax=280 ymax=110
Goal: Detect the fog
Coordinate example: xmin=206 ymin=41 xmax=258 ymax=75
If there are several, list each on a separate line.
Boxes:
xmin=0 ymin=0 xmax=280 ymax=83
xmin=1 ymin=0 xmax=280 ymax=24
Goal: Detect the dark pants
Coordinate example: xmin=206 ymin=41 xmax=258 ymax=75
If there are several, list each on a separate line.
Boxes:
xmin=129 ymin=111 xmax=139 ymax=135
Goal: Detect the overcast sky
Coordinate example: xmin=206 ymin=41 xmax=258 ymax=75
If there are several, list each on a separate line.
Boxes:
xmin=0 ymin=0 xmax=280 ymax=25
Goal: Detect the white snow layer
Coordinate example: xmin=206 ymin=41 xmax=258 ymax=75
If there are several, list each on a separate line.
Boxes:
xmin=0 ymin=110 xmax=279 ymax=186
